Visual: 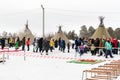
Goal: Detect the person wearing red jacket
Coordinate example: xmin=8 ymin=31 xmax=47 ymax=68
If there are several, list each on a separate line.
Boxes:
xmin=26 ymin=38 xmax=30 ymax=51
xmin=113 ymin=38 xmax=119 ymax=54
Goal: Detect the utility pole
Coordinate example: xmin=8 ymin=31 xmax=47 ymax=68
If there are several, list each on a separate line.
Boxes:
xmin=41 ymin=5 xmax=45 ymax=38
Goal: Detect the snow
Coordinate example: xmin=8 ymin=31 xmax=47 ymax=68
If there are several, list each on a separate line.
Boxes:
xmin=0 ymin=46 xmax=120 ymax=80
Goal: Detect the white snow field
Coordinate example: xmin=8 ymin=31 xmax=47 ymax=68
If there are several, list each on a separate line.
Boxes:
xmin=0 ymin=47 xmax=120 ymax=80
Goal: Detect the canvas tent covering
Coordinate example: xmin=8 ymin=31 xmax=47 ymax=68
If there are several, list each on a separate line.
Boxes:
xmin=52 ymin=26 xmax=69 ymax=44
xmin=19 ymin=21 xmax=34 ymax=44
xmin=91 ymin=16 xmax=111 ymax=39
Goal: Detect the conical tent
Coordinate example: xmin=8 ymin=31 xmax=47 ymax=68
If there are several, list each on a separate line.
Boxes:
xmin=19 ymin=20 xmax=34 ymax=44
xmin=52 ymin=26 xmax=69 ymax=44
xmin=91 ymin=16 xmax=111 ymax=39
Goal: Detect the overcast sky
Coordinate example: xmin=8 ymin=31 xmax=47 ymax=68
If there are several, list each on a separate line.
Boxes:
xmin=0 ymin=0 xmax=120 ymax=36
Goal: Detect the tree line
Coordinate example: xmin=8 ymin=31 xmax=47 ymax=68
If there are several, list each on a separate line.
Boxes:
xmin=46 ymin=25 xmax=120 ymax=40
xmin=1 ymin=25 xmax=120 ymax=40
xmin=79 ymin=25 xmax=120 ymax=39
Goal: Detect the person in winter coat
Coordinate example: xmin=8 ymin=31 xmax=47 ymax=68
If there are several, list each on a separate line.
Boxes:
xmin=1 ymin=38 xmax=5 ymax=49
xmin=58 ymin=38 xmax=61 ymax=50
xmin=36 ymin=37 xmax=43 ymax=54
xmin=105 ymin=40 xmax=113 ymax=58
xmin=9 ymin=37 xmax=14 ymax=47
xmin=26 ymin=38 xmax=30 ymax=51
xmin=90 ymin=44 xmax=96 ymax=55
xmin=67 ymin=42 xmax=70 ymax=53
xmin=74 ymin=38 xmax=79 ymax=57
xmin=32 ymin=38 xmax=37 ymax=52
xmin=49 ymin=39 xmax=54 ymax=52
xmin=98 ymin=38 xmax=105 ymax=56
xmin=43 ymin=38 xmax=49 ymax=55
xmin=54 ymin=40 xmax=58 ymax=48
xmin=72 ymin=43 xmax=74 ymax=49
xmin=22 ymin=37 xmax=26 ymax=51
xmin=15 ymin=37 xmax=20 ymax=50
xmin=60 ymin=39 xmax=66 ymax=53
xmin=94 ymin=38 xmax=100 ymax=55
xmin=118 ymin=41 xmax=120 ymax=54
xmin=113 ymin=38 xmax=119 ymax=54
xmin=79 ymin=43 xmax=84 ymax=56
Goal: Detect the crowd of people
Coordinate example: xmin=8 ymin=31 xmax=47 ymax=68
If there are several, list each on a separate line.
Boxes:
xmin=0 ymin=36 xmax=120 ymax=58
xmin=0 ymin=37 xmax=70 ymax=55
xmin=74 ymin=37 xmax=120 ymax=58
xmin=32 ymin=37 xmax=70 ymax=55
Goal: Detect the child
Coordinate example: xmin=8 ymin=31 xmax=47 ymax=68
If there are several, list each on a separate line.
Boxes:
xmin=79 ymin=43 xmax=84 ymax=56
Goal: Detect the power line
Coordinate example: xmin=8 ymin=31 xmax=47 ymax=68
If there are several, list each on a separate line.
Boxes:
xmin=0 ymin=8 xmax=42 ymax=16
xmin=0 ymin=7 xmax=120 ymax=17
xmin=46 ymin=7 xmax=120 ymax=14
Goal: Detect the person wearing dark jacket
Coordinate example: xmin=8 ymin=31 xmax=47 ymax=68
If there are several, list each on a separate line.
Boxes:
xmin=1 ymin=38 xmax=5 ymax=49
xmin=36 ymin=37 xmax=43 ymax=54
xmin=26 ymin=38 xmax=30 ymax=51
xmin=67 ymin=42 xmax=70 ymax=53
xmin=22 ymin=37 xmax=26 ymax=51
xmin=55 ymin=40 xmax=58 ymax=48
xmin=72 ymin=43 xmax=74 ymax=49
xmin=43 ymin=38 xmax=49 ymax=55
xmin=61 ymin=39 xmax=66 ymax=53
xmin=94 ymin=38 xmax=100 ymax=55
xmin=58 ymin=38 xmax=61 ymax=50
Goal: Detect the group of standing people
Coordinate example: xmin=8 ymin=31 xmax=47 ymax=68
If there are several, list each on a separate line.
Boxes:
xmin=74 ymin=37 xmax=120 ymax=58
xmin=32 ymin=37 xmax=70 ymax=55
xmin=0 ymin=36 xmax=31 ymax=52
xmin=32 ymin=37 xmax=71 ymax=55
xmin=1 ymin=35 xmax=120 ymax=59
xmin=0 ymin=36 xmax=70 ymax=55
xmin=32 ymin=37 xmax=53 ymax=55
xmin=21 ymin=37 xmax=30 ymax=51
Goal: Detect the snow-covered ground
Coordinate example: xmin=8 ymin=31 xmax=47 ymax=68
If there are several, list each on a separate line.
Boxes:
xmin=0 ymin=47 xmax=120 ymax=80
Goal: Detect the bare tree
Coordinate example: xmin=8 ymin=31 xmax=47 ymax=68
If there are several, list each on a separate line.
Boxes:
xmin=8 ymin=32 xmax=12 ymax=37
xmin=67 ymin=31 xmax=72 ymax=39
xmin=88 ymin=26 xmax=95 ymax=38
xmin=2 ymin=31 xmax=7 ymax=38
xmin=67 ymin=30 xmax=77 ymax=40
xmin=107 ymin=27 xmax=115 ymax=38
xmin=63 ymin=31 xmax=68 ymax=37
xmin=46 ymin=33 xmax=54 ymax=40
xmin=71 ymin=30 xmax=76 ymax=40
xmin=13 ymin=33 xmax=19 ymax=39
xmin=79 ymin=25 xmax=88 ymax=38
xmin=114 ymin=28 xmax=120 ymax=39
